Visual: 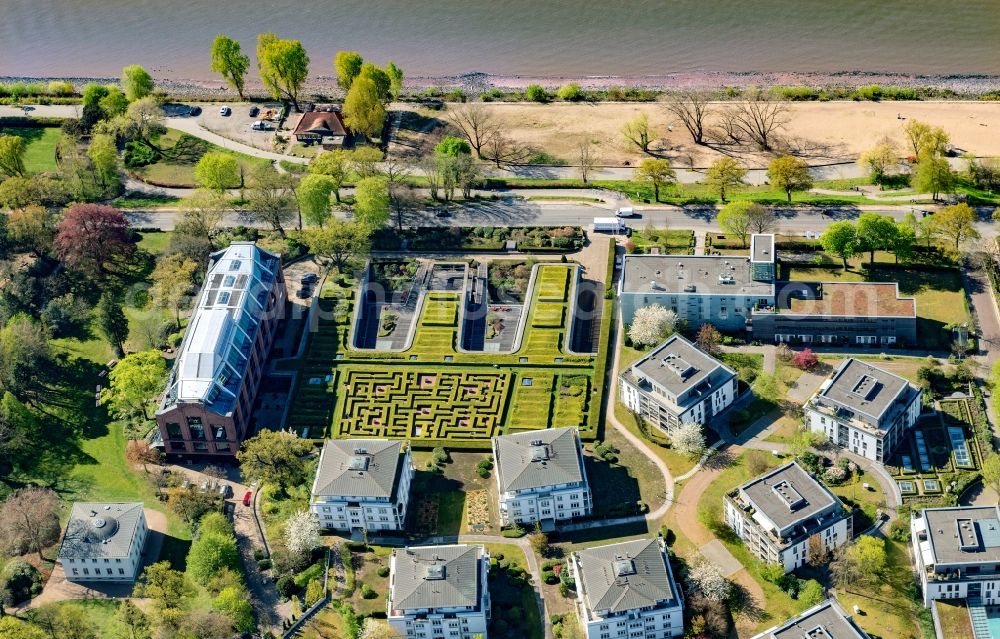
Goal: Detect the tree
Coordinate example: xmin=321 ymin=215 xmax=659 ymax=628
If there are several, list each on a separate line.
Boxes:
xmin=350 ymin=146 xmax=384 ymax=179
xmin=213 ymin=586 xmax=255 ymax=633
xmin=243 ymin=166 xmax=295 ymax=236
xmin=635 ymin=158 xmax=676 ymax=202
xmin=686 ymin=557 xmax=731 ymax=602
xmin=54 ymin=204 xmax=136 ymax=277
xmin=354 ymin=176 xmax=391 ymax=228
xmin=95 ymin=293 xmax=129 ymax=356
xmin=446 ymin=104 xmax=498 ymax=159
xmin=820 ymin=220 xmax=858 ymax=268
xmin=435 ymin=136 xmax=472 ymax=157
xmin=103 ymin=350 xmax=168 ymax=419
xmin=236 ymin=430 xmax=312 ymax=491
xmin=717 ymin=201 xmax=753 ymax=247
xmin=0 ymin=487 xmax=60 ymax=560
xmin=767 ymin=155 xmax=813 ymax=202
xmin=578 ymin=139 xmax=596 ymax=184
xmin=792 ymin=348 xmax=819 ymax=370
xmin=386 ymin=60 xmax=404 ymax=100
xmin=622 ymin=113 xmax=654 ymax=154
xmin=970 ymin=157 xmax=1000 ymax=192
xmin=150 ymin=254 xmax=199 ymax=328
xmin=705 ymin=157 xmax=747 ymax=202
xmin=800 ymin=579 xmax=825 ymax=606
xmin=483 ymin=132 xmax=531 ymax=169
xmin=335 ymin=50 xmax=364 ymax=90
xmin=121 ymin=65 xmax=154 ymax=101
xmin=628 ymin=304 xmax=678 ymax=347
xmin=832 ymin=536 xmax=887 ymax=591
xmin=194 ymin=152 xmax=240 ymax=194
xmin=126 ymin=439 xmax=162 ymax=473
xmin=359 ymin=618 xmax=402 ymax=639
xmin=7 ymin=205 xmax=54 ymax=254
xmin=892 ymin=220 xmax=917 ymax=263
xmin=858 ymin=141 xmax=899 ymax=186
xmin=187 ymin=530 xmax=240 ymax=586
xmin=695 ymin=323 xmax=722 ymax=355
xmin=0 ymin=135 xmax=27 ymax=177
xmin=310 ymin=149 xmax=350 ymax=202
xmin=982 ymin=454 xmax=1000 ymax=499
xmin=669 ymin=422 xmax=706 ymax=458
xmin=133 ymin=561 xmax=194 ymax=610
xmin=912 ymin=155 xmax=954 ymax=200
xmin=0 ymin=392 xmax=36 ymax=478
xmin=32 ymin=602 xmax=97 ymax=639
xmin=343 ymin=77 xmax=387 ymax=139
xmin=855 ymin=212 xmax=899 ymax=266
xmin=297 ymin=173 xmax=336 ymax=228
xmin=529 ymin=528 xmax=550 ymax=557
xmin=727 ymin=93 xmax=789 ymax=150
xmin=903 ymin=119 xmax=949 ymax=159
xmin=284 ymin=510 xmax=320 ymax=555
xmin=751 ymin=372 xmax=780 ymax=403
xmin=179 ymin=189 xmax=226 ymax=243
xmin=0 ymin=618 xmax=47 ymax=639
xmin=358 ymin=63 xmax=392 ymax=102
xmin=210 ymin=35 xmax=250 ymax=99
xmin=306 ymin=220 xmax=371 ymax=272
xmin=99 ymin=87 xmax=129 ymax=118
xmin=88 ymin=133 xmax=120 ymax=192
xmin=665 ymin=92 xmax=712 ymax=145
xmin=0 ymin=317 xmax=52 ymax=405
xmin=931 ymin=202 xmax=980 ymax=250
xmin=256 ymin=33 xmax=309 ymax=111
xmin=112 ymin=600 xmax=151 ymax=639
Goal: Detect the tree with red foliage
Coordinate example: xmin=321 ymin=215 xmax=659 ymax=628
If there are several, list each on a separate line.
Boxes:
xmin=54 ymin=204 xmax=136 ymax=277
xmin=792 ymin=348 xmax=819 ymax=371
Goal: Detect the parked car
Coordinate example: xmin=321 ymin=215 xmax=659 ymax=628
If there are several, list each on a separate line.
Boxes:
xmin=301 ymin=273 xmax=319 ymax=284
xmin=199 ymin=479 xmax=209 ymax=492
xmin=242 ymin=490 xmax=253 ymax=506
xmin=250 ymin=120 xmax=271 ymax=131
xmin=296 ymin=287 xmax=310 ymax=299
xmin=249 ymin=106 xmax=260 ymax=117
xmin=435 ymin=210 xmax=451 ymax=218
xmin=219 ymin=106 xmax=231 ymax=116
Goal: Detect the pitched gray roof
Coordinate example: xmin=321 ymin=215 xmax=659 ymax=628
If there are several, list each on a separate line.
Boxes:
xmin=312 ymin=439 xmax=406 ymax=499
xmin=390 ymin=545 xmax=484 ymax=611
xmin=575 ymin=538 xmax=676 ymax=615
xmin=494 ymin=427 xmax=586 ymax=493
xmin=762 ymin=599 xmax=870 ymax=639
xmin=59 ymin=502 xmax=145 ymax=560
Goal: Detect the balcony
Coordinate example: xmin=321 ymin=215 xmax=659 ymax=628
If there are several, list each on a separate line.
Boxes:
xmin=808 ymin=401 xmax=886 ymax=437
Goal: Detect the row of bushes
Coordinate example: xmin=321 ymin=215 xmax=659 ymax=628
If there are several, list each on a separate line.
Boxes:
xmin=0 ymin=80 xmax=76 ymax=98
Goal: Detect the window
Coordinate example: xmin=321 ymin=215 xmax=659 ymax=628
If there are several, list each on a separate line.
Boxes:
xmin=72 ymin=568 xmax=78 ymax=575
xmin=119 ymin=568 xmax=125 ymax=575
xmin=215 ymin=442 xmax=230 ymax=452
xmin=166 ymin=422 xmax=183 ymax=439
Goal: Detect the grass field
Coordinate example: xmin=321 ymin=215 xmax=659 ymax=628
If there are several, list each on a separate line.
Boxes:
xmin=132 ymin=128 xmax=271 ymax=188
xmin=0 ymin=126 xmax=60 ymax=172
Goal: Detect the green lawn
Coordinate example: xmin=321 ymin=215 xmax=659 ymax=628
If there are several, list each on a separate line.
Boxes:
xmin=1 ymin=126 xmax=60 ymax=172
xmin=132 ymin=128 xmax=271 ymax=188
xmin=136 ymin=230 xmax=174 ymax=255
xmin=783 ymin=261 xmax=969 ymax=350
xmin=934 ymin=600 xmax=974 ymax=639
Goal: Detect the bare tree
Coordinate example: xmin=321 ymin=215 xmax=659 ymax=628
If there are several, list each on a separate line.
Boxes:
xmin=483 ymin=132 xmax=532 ymax=169
xmin=578 ymin=139 xmax=597 ymax=184
xmin=665 ymin=91 xmax=713 ymax=145
xmin=421 ymin=157 xmax=441 ymax=200
xmin=746 ymin=203 xmax=778 ymax=234
xmin=389 ymin=182 xmax=419 ymax=231
xmin=241 ymin=166 xmax=295 ymax=237
xmin=446 ymin=104 xmax=499 ymax=159
xmin=622 ymin=113 xmax=654 ymax=154
xmin=727 ymin=91 xmax=789 ymax=151
xmin=0 ymin=487 xmax=61 ymax=560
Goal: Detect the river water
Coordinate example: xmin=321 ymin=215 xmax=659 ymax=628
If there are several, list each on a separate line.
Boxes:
xmin=2 ymin=0 xmax=999 ymax=80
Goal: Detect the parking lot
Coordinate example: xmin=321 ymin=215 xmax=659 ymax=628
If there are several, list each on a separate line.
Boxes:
xmin=169 ymin=101 xmax=286 ymax=152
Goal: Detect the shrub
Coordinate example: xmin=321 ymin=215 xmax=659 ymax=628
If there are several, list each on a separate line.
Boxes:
xmin=257 ymin=559 xmax=273 ymax=571
xmin=477 ymin=467 xmax=490 ymax=478
xmin=557 ymin=83 xmax=582 ymax=101
xmin=525 ymin=85 xmax=548 ymax=103
xmin=543 ymin=570 xmax=559 ymax=585
xmin=550 ymin=614 xmax=565 ymax=625
xmin=432 ymin=447 xmax=451 ymax=465
xmin=792 ymin=348 xmax=819 ymax=370
xmin=305 ymin=579 xmax=325 ymax=606
xmin=276 ymin=575 xmax=298 ymax=599
xmin=294 ymin=562 xmax=325 ymax=588
xmin=728 ymin=408 xmax=750 ymax=424
xmin=377 ymin=565 xmax=390 ymax=578
xmin=501 ymin=526 xmax=526 ymax=538
xmin=559 ymin=581 xmax=570 ymax=597
xmin=0 ymin=560 xmax=41 ymax=606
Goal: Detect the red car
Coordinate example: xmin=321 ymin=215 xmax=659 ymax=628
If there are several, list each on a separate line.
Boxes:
xmin=242 ymin=490 xmax=253 ymax=507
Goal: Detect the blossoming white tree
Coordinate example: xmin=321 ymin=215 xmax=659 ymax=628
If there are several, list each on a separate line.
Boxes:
xmin=359 ymin=618 xmax=402 ymax=639
xmin=687 ymin=556 xmax=732 ymax=602
xmin=669 ymin=421 xmax=706 ymax=459
xmin=284 ymin=510 xmax=320 ymax=556
xmin=627 ymin=304 xmax=679 ymax=347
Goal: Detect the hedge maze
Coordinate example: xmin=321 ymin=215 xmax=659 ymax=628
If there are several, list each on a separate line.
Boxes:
xmin=287 ymin=261 xmax=613 ymax=448
xmin=335 ymin=369 xmax=510 ymax=441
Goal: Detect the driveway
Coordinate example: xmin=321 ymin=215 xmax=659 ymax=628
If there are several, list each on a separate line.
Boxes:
xmin=20 ymin=508 xmax=167 ymax=610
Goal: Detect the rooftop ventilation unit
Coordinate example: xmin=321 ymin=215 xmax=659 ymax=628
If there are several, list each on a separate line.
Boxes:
xmin=348 ymin=455 xmax=370 ymax=471
xmin=530 ymin=445 xmax=550 ymax=462
xmin=718 ymin=274 xmax=735 ymax=284
xmin=683 ymin=284 xmax=696 ymax=292
xmin=957 ymin=518 xmax=980 ymax=550
xmin=424 ymin=565 xmax=446 ymax=580
xmin=650 ymin=280 xmax=664 ymax=290
xmin=771 ymin=479 xmax=806 ymax=512
xmin=613 ymin=556 xmax=636 ymax=577
xmin=851 ymin=375 xmax=883 ymax=401
xmin=662 ymin=354 xmax=696 ymax=379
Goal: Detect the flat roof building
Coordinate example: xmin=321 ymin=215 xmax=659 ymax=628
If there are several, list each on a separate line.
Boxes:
xmin=619 ymin=334 xmax=738 ymax=431
xmin=155 ymin=242 xmax=286 ymax=457
xmin=912 ymin=505 xmax=1000 ymax=607
xmin=492 ymin=427 xmax=592 ymax=528
xmin=570 ymin=537 xmax=684 ymax=639
xmin=388 ymin=544 xmax=490 ymax=639
xmin=311 ymin=439 xmax=414 ymax=532
xmin=59 ymin=503 xmax=148 ymax=583
xmin=725 ymin=462 xmax=852 ymax=572
xmin=805 ymin=358 xmax=922 ymax=463
xmin=751 ymin=599 xmax=870 ymax=639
